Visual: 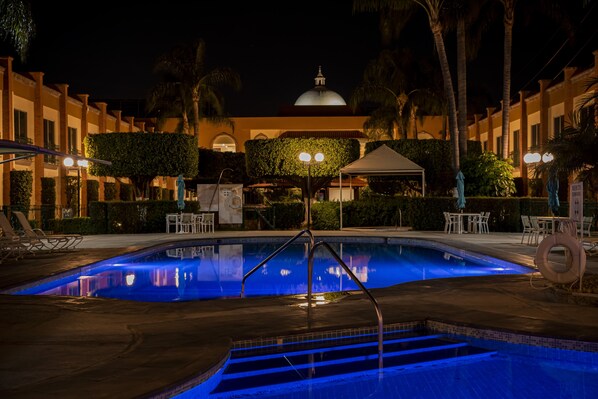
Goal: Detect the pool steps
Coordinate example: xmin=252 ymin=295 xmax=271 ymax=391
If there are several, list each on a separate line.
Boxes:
xmin=208 ymin=330 xmax=497 ymax=397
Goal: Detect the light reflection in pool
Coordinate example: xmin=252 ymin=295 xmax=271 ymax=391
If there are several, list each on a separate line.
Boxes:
xmin=10 ymin=241 xmax=532 ymax=302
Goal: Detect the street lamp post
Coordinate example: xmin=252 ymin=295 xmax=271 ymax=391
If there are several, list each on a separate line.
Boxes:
xmin=299 ymin=152 xmax=324 ymax=229
xmin=523 ymin=150 xmax=553 ymax=196
xmin=63 ymin=157 xmax=88 ymax=217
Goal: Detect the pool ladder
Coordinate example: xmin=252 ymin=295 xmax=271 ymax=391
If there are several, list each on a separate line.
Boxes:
xmin=240 ymin=229 xmax=384 ymax=369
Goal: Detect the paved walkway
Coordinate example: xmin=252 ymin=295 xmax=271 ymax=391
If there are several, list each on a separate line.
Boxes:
xmin=0 ymin=230 xmax=597 ymax=398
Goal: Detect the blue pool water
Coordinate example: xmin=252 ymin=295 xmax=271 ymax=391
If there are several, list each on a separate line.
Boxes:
xmin=176 ymin=329 xmax=598 ymax=399
xmin=6 ymin=239 xmax=531 ymax=302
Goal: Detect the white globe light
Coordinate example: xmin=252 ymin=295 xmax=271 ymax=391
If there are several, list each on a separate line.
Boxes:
xmin=63 ymin=157 xmax=74 ymax=167
xmin=299 ymin=152 xmax=311 ymax=162
xmin=77 ymin=159 xmax=89 ymax=168
xmin=314 ymin=153 xmax=324 ymax=162
xmin=542 ymin=153 xmax=554 ymax=163
xmin=523 ymin=153 xmax=534 ymax=164
xmin=531 ymin=152 xmax=541 ymax=163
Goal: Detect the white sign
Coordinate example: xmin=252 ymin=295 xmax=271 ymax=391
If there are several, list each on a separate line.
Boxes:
xmin=569 ymin=182 xmax=583 ymax=223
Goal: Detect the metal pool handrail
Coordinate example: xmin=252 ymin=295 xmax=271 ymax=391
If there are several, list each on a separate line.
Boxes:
xmin=309 ymin=240 xmax=384 ymax=369
xmin=240 ymin=229 xmax=315 ymax=297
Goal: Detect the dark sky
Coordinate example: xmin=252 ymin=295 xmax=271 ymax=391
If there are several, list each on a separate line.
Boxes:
xmin=10 ymin=1 xmax=598 ymax=117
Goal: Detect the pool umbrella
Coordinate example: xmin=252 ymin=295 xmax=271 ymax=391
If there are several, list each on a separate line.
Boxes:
xmin=455 ymin=171 xmax=466 ymax=211
xmin=547 ymin=172 xmax=560 ymax=216
xmin=176 ymin=174 xmax=185 ymax=211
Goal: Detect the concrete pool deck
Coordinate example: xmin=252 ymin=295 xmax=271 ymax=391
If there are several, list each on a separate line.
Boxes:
xmin=1 ymin=229 xmax=597 ymax=398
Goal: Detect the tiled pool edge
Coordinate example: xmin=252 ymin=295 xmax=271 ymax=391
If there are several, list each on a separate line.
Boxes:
xmin=232 ymin=319 xmax=598 ymax=353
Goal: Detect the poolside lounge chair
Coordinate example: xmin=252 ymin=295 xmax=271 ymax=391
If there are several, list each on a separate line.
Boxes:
xmin=12 ymin=211 xmax=83 ymax=251
xmin=0 ymin=236 xmax=27 ymax=263
xmin=582 ymin=237 xmax=598 ymax=256
xmin=0 ymin=212 xmax=47 ymax=254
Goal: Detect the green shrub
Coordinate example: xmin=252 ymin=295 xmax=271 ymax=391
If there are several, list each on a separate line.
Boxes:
xmin=89 ymin=200 xmax=201 ymax=234
xmin=10 ymin=170 xmax=32 ymax=213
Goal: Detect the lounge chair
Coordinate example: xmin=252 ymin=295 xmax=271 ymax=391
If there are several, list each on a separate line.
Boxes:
xmin=582 ymin=236 xmax=598 ymax=256
xmin=0 ymin=236 xmax=27 ymax=263
xmin=12 ymin=211 xmax=83 ymax=251
xmin=0 ymin=212 xmax=47 ymax=254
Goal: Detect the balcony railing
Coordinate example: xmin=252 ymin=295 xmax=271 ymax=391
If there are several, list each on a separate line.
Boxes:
xmin=15 ymin=136 xmax=32 ymax=145
xmin=44 ymin=143 xmax=59 ymax=165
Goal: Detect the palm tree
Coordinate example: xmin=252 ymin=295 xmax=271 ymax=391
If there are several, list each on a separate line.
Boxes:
xmin=0 ymin=0 xmax=35 ymax=61
xmin=353 ymin=0 xmax=461 ymax=174
xmin=537 ymin=77 xmax=598 ymax=200
xmin=498 ymin=0 xmax=516 ymax=160
xmin=497 ymin=0 xmax=588 ymax=160
xmin=149 ymin=38 xmax=241 ymax=138
xmin=443 ymin=0 xmax=494 ymax=160
xmin=350 ymin=49 xmax=443 ymax=140
xmin=147 ymin=81 xmax=192 ymax=133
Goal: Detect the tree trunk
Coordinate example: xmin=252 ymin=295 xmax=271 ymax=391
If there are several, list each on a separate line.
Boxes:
xmin=431 ymin=24 xmax=460 ymax=174
xmin=457 ymin=18 xmax=468 ymax=160
xmin=192 ymin=89 xmax=201 ymax=137
xmin=501 ymin=1 xmax=515 ymax=160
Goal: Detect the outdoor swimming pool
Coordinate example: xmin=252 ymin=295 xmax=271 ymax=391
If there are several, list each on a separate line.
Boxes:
xmin=176 ymin=323 xmax=598 ymax=399
xmin=6 ymin=237 xmax=532 ymax=302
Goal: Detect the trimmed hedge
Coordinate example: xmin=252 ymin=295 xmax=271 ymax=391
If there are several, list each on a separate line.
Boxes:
xmin=89 ymin=200 xmax=201 ymax=234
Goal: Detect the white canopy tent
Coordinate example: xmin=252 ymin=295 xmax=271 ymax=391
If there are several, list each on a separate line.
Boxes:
xmin=338 ymin=144 xmax=425 ymax=229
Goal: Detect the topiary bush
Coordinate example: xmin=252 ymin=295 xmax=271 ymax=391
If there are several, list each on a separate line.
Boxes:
xmin=10 ymin=170 xmax=32 ymax=213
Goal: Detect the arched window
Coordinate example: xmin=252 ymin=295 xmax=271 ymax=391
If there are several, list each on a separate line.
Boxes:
xmin=212 ymin=133 xmax=236 ymax=152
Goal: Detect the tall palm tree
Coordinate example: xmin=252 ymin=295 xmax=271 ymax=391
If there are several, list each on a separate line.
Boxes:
xmin=498 ymin=0 xmax=516 ymax=160
xmin=353 ymin=0 xmax=461 ymax=174
xmin=147 ymin=81 xmax=192 ymax=133
xmin=150 ymin=38 xmax=241 ymax=138
xmin=350 ymin=48 xmax=444 ymax=140
xmin=0 ymin=0 xmax=35 ymax=61
xmin=497 ymin=0 xmax=586 ymax=160
xmin=443 ymin=0 xmax=494 ymax=160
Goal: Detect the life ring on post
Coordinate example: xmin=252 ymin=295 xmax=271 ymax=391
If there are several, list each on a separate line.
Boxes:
xmin=534 ymin=232 xmax=586 ymax=284
xmin=227 ymin=194 xmax=243 ymax=209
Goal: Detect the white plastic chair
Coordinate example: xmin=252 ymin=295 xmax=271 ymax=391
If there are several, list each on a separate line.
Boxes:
xmin=178 ymin=213 xmax=195 ymax=233
xmin=479 ymin=212 xmax=490 ymax=234
xmin=577 ymin=216 xmax=594 ymax=237
xmin=520 ymin=215 xmax=534 ymax=244
xmin=165 ymin=213 xmax=179 ymax=233
xmin=199 ymin=213 xmax=215 ymax=234
xmin=443 ymin=212 xmax=458 ymax=234
xmin=529 ymin=216 xmax=547 ymax=246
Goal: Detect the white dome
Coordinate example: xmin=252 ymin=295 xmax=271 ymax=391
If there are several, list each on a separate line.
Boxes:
xmin=294 ymin=66 xmax=347 ymax=106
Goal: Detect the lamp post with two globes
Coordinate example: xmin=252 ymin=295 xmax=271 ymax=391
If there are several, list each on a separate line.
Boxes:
xmin=299 ymin=152 xmax=324 ymax=229
xmin=523 ymin=150 xmax=553 ymax=196
xmin=63 ymin=157 xmax=88 ymax=217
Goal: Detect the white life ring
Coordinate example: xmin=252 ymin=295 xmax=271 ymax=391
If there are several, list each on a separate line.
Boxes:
xmin=227 ymin=194 xmax=243 ymax=209
xmin=534 ymin=233 xmax=586 ymax=284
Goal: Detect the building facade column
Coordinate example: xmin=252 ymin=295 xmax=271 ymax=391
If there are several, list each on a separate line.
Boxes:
xmin=519 ymin=90 xmax=530 ymax=195
xmin=56 ymin=84 xmax=69 ymax=212
xmin=78 ymin=94 xmax=89 ymax=216
xmin=539 ymin=79 xmax=550 ymax=144
xmin=486 ymin=107 xmax=495 ymax=152
xmin=32 ymin=72 xmax=45 ymax=219
xmin=473 ymin=113 xmax=482 ymax=142
xmin=1 ymin=57 xmax=14 ymax=206
xmin=563 ymin=67 xmax=577 ymax=126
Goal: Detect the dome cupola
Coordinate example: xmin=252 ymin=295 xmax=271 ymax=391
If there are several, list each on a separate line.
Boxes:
xmin=294 ymin=66 xmax=347 ymax=106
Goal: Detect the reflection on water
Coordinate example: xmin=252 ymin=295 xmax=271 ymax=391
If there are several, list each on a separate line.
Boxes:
xmin=13 ymin=243 xmax=531 ymax=302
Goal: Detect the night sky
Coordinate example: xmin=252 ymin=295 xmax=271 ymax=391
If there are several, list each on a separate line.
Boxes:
xmin=9 ymin=1 xmax=598 ymax=117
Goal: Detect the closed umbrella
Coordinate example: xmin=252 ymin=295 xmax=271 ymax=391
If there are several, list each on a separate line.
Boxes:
xmin=176 ymin=174 xmax=185 ymax=211
xmin=547 ymin=172 xmax=560 ymax=216
xmin=456 ymin=171 xmax=466 ymax=210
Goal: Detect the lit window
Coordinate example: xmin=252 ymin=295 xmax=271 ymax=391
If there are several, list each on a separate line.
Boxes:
xmin=212 ymin=134 xmax=236 ymax=152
